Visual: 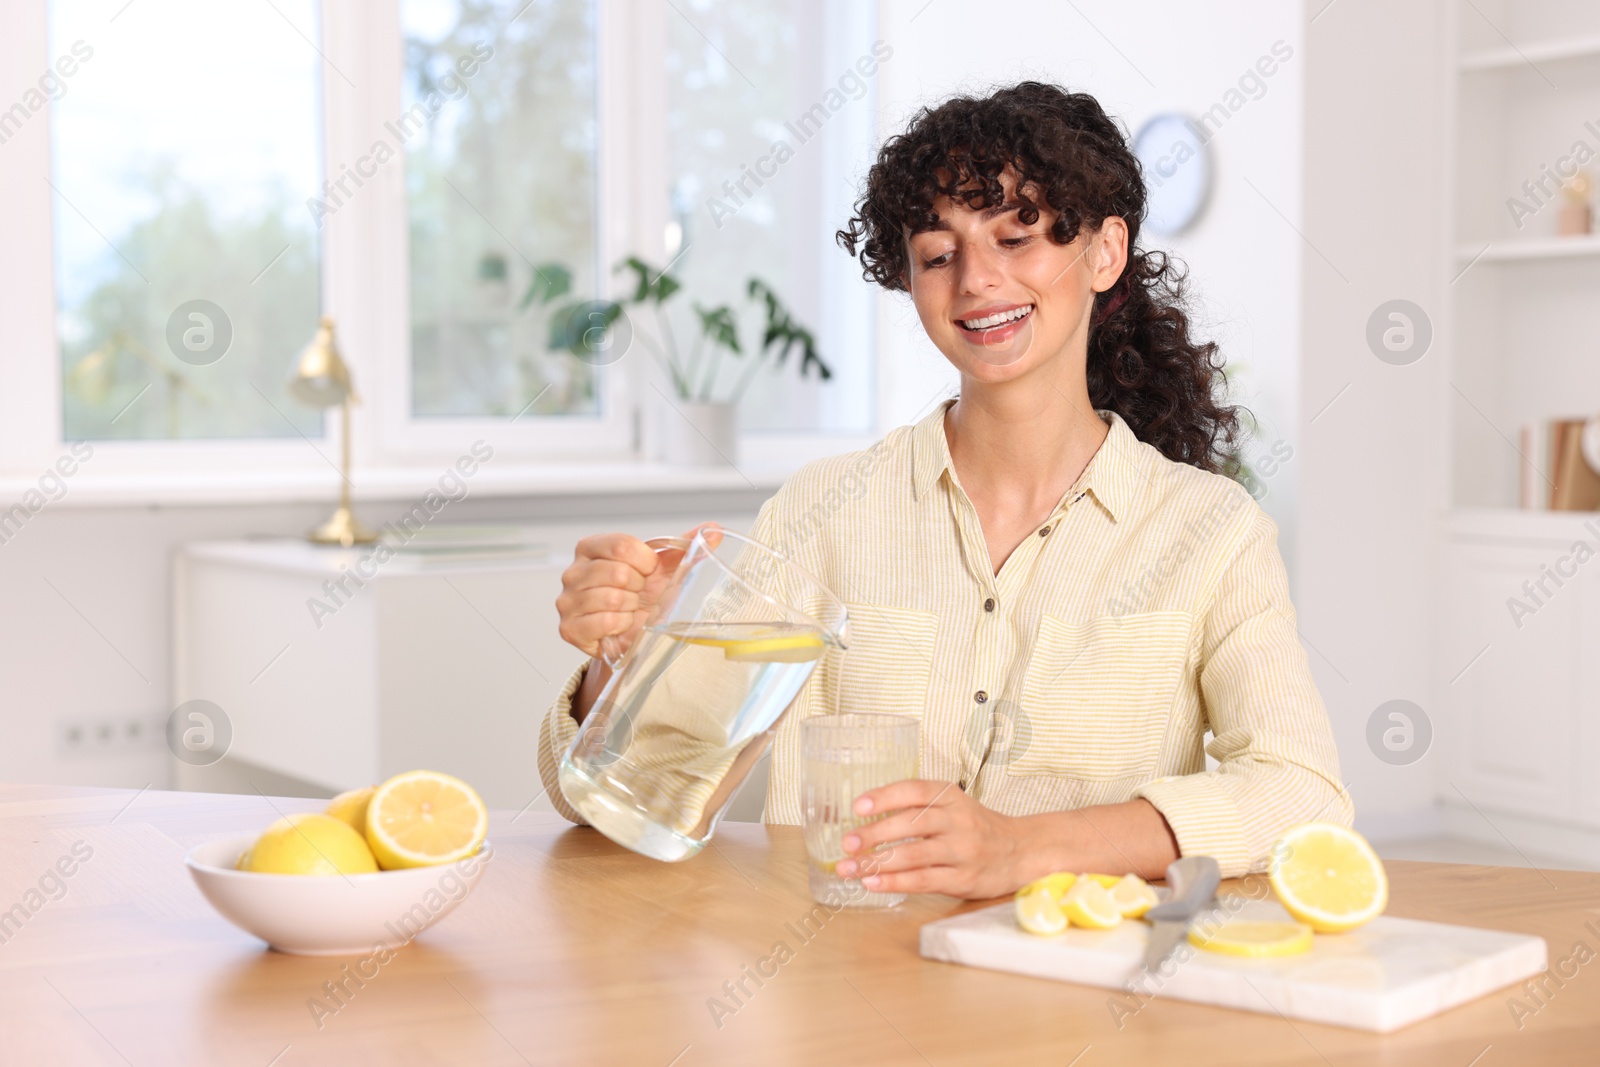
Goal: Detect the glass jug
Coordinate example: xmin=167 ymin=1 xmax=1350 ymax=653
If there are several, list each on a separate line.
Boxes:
xmin=559 ymin=528 xmax=848 ymax=861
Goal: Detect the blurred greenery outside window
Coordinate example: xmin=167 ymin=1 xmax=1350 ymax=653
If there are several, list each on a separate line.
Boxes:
xmin=48 ymin=0 xmax=874 ymax=444
xmin=52 ymin=0 xmax=323 ymax=441
xmin=664 ymin=0 xmax=875 ymax=433
xmin=404 ymin=0 xmax=601 ymax=420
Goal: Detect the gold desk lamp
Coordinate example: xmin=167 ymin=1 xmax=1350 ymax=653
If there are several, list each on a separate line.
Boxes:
xmin=290 ymin=316 xmax=376 ymax=546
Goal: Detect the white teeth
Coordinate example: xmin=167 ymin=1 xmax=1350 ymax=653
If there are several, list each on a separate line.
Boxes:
xmin=961 ymin=305 xmax=1032 ymax=330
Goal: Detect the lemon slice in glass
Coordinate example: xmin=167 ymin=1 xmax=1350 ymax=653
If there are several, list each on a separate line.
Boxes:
xmin=365 ymin=770 xmax=488 ymax=870
xmin=1061 ymin=876 xmax=1122 ymax=929
xmin=1109 ymin=874 xmax=1160 ymax=919
xmin=1190 ymin=920 xmax=1314 ymax=958
xmin=1014 ymin=885 xmax=1068 ymax=936
xmin=1269 ymin=823 xmax=1388 ymax=933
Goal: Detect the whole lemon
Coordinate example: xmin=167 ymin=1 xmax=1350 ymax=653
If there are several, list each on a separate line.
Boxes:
xmin=240 ymin=812 xmax=378 ymax=875
xmin=324 ymin=785 xmax=376 ymax=832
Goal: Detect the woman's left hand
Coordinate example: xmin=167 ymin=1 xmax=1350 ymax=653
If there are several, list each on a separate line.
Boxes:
xmin=832 ymin=779 xmax=1047 ymax=900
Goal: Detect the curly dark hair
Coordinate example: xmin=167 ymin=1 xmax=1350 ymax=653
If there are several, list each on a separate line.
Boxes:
xmin=836 ymin=81 xmax=1247 ymax=475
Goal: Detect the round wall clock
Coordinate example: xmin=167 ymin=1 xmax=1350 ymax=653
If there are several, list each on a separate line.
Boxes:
xmin=1132 ymin=113 xmax=1211 ymax=236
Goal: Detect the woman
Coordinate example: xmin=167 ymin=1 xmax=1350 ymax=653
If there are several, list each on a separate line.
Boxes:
xmin=541 ymin=82 xmax=1350 ymax=899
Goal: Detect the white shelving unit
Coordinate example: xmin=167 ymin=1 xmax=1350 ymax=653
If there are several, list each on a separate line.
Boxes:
xmin=1438 ymin=1 xmax=1600 ymax=867
xmin=1458 ymin=34 xmax=1600 ymax=72
xmin=1454 ymin=235 xmax=1600 ymax=263
xmin=1448 ymin=0 xmax=1600 ymax=510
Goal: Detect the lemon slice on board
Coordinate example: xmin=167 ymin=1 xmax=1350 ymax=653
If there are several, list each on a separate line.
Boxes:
xmin=1269 ymin=823 xmax=1388 ymax=933
xmin=1061 ymin=877 xmax=1122 ymax=929
xmin=240 ymin=812 xmax=378 ymax=876
xmin=1190 ymin=920 xmax=1314 ymax=958
xmin=365 ymin=770 xmax=488 ymax=870
xmin=1109 ymin=874 xmax=1160 ymax=919
xmin=1019 ymin=871 xmax=1077 ymax=898
xmin=1015 ymin=885 xmax=1068 ymax=936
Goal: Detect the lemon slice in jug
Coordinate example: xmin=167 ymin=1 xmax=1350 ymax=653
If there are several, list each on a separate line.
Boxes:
xmin=678 ymin=623 xmax=826 ymax=662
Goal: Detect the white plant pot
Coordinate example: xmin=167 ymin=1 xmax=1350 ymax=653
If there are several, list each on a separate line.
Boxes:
xmin=657 ymin=398 xmax=738 ymax=466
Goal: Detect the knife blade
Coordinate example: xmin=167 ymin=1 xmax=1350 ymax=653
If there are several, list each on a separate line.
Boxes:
xmin=1141 ymin=856 xmax=1221 ymax=973
xmin=1142 ymin=917 xmax=1190 ymax=973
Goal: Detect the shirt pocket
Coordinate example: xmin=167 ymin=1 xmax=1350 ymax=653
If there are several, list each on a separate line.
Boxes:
xmin=834 ymin=603 xmax=940 ymax=719
xmin=1010 ymin=610 xmax=1193 ymax=781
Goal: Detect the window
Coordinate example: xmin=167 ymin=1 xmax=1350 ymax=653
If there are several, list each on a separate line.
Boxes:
xmin=50 ymin=0 xmax=323 ymax=441
xmin=402 ymin=0 xmax=601 ymax=421
xmin=665 ymin=0 xmax=876 ymax=433
xmin=1 ymin=0 xmax=880 ymax=485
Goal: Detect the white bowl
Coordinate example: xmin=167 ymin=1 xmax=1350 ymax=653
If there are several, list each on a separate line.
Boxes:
xmin=186 ymin=834 xmax=492 ymax=956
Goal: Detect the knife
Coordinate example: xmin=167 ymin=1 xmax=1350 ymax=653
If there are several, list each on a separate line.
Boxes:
xmin=1141 ymin=855 xmax=1221 ymax=973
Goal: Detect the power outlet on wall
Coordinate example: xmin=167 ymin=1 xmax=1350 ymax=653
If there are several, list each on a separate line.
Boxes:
xmin=56 ymin=714 xmax=165 ymax=758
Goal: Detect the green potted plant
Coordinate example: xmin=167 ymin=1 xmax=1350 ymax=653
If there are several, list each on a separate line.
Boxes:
xmin=525 ymin=256 xmax=832 ymax=465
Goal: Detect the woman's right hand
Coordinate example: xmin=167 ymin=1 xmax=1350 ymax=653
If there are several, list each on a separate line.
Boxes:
xmin=555 ymin=523 xmax=713 ymax=663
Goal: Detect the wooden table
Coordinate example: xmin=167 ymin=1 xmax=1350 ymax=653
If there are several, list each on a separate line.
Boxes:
xmin=1 ymin=785 xmax=1595 ymax=1066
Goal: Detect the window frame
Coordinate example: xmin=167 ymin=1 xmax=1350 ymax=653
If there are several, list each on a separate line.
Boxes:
xmin=0 ymin=0 xmax=881 ymax=492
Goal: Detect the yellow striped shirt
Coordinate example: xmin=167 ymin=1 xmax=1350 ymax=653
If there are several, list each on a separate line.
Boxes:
xmin=538 ymin=399 xmax=1352 ymax=877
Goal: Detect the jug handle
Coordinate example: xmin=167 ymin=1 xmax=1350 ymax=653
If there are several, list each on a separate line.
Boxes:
xmin=597 ymin=535 xmax=693 ymax=671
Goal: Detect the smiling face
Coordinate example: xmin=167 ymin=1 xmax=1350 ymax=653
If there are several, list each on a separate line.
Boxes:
xmin=904 ymin=167 xmax=1127 ymax=387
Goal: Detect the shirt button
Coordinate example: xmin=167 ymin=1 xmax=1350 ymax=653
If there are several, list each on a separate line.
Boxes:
xmin=1039 ymin=525 xmax=1052 ymax=537
xmin=983 ymin=597 xmax=996 ymax=613
xmin=974 ymin=690 xmax=988 ymax=704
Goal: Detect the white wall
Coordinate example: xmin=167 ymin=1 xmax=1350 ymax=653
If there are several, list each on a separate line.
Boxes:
xmin=1298 ymin=0 xmax=1449 ymax=839
xmin=0 ymin=490 xmax=768 ymax=791
xmin=875 ymin=0 xmax=1305 ymax=576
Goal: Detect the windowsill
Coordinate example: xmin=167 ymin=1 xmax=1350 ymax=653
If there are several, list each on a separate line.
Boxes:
xmin=1 ymin=459 xmax=797 ymax=510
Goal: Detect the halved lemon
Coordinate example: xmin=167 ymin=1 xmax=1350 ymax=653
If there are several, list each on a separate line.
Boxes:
xmin=365 ymin=770 xmax=488 ymax=870
xmin=1190 ymin=920 xmax=1314 ymax=958
xmin=1109 ymin=874 xmax=1159 ymax=919
xmin=678 ymin=623 xmax=826 ymax=662
xmin=1083 ymin=873 xmax=1123 ymax=890
xmin=325 ymin=785 xmax=376 ymax=832
xmin=1015 ymin=885 xmax=1068 ymax=935
xmin=1061 ymin=876 xmax=1122 ymax=929
xmin=1269 ymin=823 xmax=1388 ymax=934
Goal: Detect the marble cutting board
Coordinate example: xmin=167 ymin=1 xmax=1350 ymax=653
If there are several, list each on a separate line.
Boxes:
xmin=919 ymin=897 xmax=1548 ymax=1032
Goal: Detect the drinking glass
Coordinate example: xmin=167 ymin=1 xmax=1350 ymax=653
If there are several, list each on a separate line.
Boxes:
xmin=559 ymin=528 xmax=848 ymax=862
xmin=800 ymin=712 xmax=920 ymax=908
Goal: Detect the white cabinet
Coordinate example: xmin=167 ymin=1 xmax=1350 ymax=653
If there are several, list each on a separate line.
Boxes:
xmin=1438 ymin=511 xmax=1600 ymax=863
xmin=172 ymin=515 xmax=773 ymax=813
xmin=172 ymin=539 xmax=579 ymax=809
